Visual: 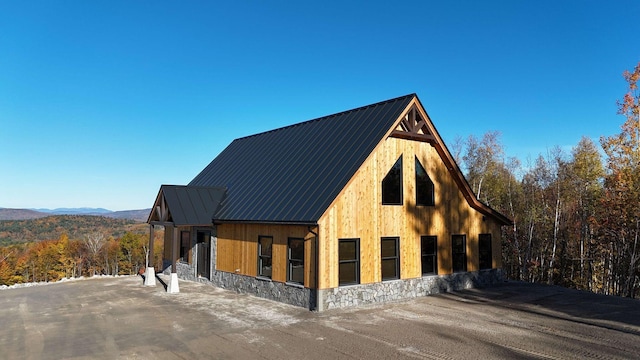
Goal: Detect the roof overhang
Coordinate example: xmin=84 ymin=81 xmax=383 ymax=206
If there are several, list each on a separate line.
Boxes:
xmin=212 ymin=219 xmax=318 ymax=227
xmin=147 ymin=185 xmax=227 ymax=226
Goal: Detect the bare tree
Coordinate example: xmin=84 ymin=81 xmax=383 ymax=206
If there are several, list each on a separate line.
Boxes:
xmin=83 ymin=232 xmax=106 ymax=276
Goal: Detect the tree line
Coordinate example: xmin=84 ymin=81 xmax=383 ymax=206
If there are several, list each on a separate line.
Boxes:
xmin=0 ymin=231 xmax=164 ymax=286
xmin=457 ymin=62 xmax=640 ymax=298
xmin=0 ymin=215 xmax=146 ymax=246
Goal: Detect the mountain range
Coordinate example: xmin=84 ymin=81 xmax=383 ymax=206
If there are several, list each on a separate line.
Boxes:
xmin=0 ymin=207 xmax=151 ymax=222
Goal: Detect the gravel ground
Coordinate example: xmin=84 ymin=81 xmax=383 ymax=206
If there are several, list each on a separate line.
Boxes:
xmin=1 ymin=275 xmax=639 ymax=359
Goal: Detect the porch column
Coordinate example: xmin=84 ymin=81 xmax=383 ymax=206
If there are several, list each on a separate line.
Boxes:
xmin=144 ymin=224 xmax=156 ymax=286
xmin=167 ymin=226 xmax=180 ymax=293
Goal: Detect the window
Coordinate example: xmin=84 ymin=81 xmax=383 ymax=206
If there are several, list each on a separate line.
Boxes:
xmin=258 ymin=236 xmax=273 ymax=278
xmin=339 ymin=238 xmax=360 ymax=286
xmin=415 ymin=157 xmax=435 ymax=206
xmin=381 ymin=237 xmax=400 ymax=280
xmin=421 ymin=236 xmax=437 ymax=275
xmin=452 ymin=234 xmax=467 ymax=272
xmin=180 ymin=231 xmax=190 ymax=262
xmin=479 ymin=234 xmax=492 ymax=270
xmin=382 ymin=155 xmax=403 ymax=205
xmin=288 ymin=238 xmax=304 ymax=285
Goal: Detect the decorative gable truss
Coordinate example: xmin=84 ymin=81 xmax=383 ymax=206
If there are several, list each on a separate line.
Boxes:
xmin=390 ymin=105 xmax=437 ymax=145
xmin=387 ymin=98 xmax=512 ymax=226
xmin=153 ymin=195 xmax=172 ymax=223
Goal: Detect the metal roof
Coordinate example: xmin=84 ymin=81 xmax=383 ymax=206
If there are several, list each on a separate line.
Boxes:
xmin=188 ymin=94 xmax=415 ymax=223
xmin=149 ymin=185 xmax=227 ymax=226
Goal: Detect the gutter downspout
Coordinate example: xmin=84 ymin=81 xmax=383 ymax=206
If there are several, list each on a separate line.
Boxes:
xmin=308 ymin=225 xmax=319 ymax=311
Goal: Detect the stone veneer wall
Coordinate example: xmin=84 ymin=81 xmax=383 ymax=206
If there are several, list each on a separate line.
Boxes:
xmin=163 ymin=260 xmax=502 ymax=312
xmin=162 ymin=260 xmax=313 ymax=309
xmin=317 ymin=269 xmax=504 ymax=311
xmin=208 ymin=271 xmax=313 ymax=309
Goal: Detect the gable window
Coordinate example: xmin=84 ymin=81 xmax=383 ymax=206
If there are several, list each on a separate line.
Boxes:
xmin=258 ymin=236 xmax=273 ymax=278
xmin=415 ymin=157 xmax=435 ymax=206
xmin=180 ymin=231 xmax=190 ymax=263
xmin=479 ymin=234 xmax=492 ymax=270
xmin=339 ymin=238 xmax=360 ymax=286
xmin=382 ymin=156 xmax=403 ymax=205
xmin=452 ymin=234 xmax=467 ymax=273
xmin=288 ymin=237 xmax=304 ymax=285
xmin=381 ymin=237 xmax=400 ymax=280
xmin=421 ymin=235 xmax=437 ymax=275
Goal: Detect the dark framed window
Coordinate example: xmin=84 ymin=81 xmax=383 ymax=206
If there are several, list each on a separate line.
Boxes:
xmin=381 ymin=237 xmax=400 ymax=280
xmin=421 ymin=235 xmax=437 ymax=275
xmin=382 ymin=155 xmax=403 ymax=205
xmin=180 ymin=231 xmax=190 ymax=263
xmin=452 ymin=234 xmax=467 ymax=273
xmin=258 ymin=236 xmax=273 ymax=278
xmin=415 ymin=157 xmax=435 ymax=206
xmin=288 ymin=237 xmax=304 ymax=285
xmin=339 ymin=238 xmax=360 ymax=286
xmin=479 ymin=234 xmax=492 ymax=270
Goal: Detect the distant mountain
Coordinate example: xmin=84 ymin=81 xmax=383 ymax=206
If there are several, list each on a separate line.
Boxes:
xmin=0 ymin=208 xmax=151 ymax=222
xmin=0 ymin=208 xmax=49 ymax=221
xmin=105 ymin=209 xmax=150 ymax=222
xmin=32 ymin=207 xmax=112 ymax=215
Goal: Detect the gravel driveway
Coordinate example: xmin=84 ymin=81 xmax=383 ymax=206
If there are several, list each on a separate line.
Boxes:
xmin=1 ymin=275 xmax=639 ymax=359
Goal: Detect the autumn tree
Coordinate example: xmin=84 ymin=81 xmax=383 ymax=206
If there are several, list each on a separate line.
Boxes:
xmin=119 ymin=232 xmax=146 ymax=275
xmin=599 ymin=61 xmax=640 ymax=298
xmin=565 ymin=137 xmax=604 ymax=291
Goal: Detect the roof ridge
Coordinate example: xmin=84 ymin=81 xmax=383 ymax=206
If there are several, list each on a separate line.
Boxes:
xmin=234 ymin=93 xmax=416 ymax=141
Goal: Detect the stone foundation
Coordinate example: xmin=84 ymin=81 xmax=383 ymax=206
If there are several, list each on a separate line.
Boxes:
xmin=162 ymin=261 xmax=503 ymax=311
xmin=162 ymin=260 xmax=313 ymax=309
xmin=317 ymin=269 xmax=504 ymax=311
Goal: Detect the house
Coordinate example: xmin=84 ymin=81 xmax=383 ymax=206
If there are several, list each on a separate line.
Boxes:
xmin=145 ymin=94 xmax=512 ymax=311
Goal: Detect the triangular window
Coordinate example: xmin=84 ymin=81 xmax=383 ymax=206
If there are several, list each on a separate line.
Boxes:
xmin=382 ymin=156 xmax=403 ymax=205
xmin=415 ymin=157 xmax=435 ymax=206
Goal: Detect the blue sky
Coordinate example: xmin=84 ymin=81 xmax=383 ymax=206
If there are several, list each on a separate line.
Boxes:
xmin=1 ymin=1 xmax=639 ymax=211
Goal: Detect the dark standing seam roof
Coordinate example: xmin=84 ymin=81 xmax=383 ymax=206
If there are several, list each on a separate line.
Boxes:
xmin=188 ymin=94 xmax=415 ymax=223
xmin=159 ymin=185 xmax=227 ymax=226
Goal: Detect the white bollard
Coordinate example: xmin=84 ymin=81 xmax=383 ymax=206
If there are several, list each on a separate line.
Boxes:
xmin=167 ymin=272 xmax=180 ymax=293
xmin=144 ymin=267 xmax=156 ymax=286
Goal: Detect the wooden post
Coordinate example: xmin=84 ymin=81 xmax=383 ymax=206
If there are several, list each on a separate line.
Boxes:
xmin=167 ymin=225 xmax=180 ymax=293
xmin=144 ymin=224 xmax=156 ymax=286
xmin=172 ymin=226 xmax=178 ymax=273
xmin=148 ymin=225 xmax=154 ymax=267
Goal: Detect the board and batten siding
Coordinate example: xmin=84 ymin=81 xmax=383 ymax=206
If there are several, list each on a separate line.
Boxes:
xmin=316 ymin=135 xmax=503 ymax=290
xmin=215 ymin=223 xmax=317 ymax=288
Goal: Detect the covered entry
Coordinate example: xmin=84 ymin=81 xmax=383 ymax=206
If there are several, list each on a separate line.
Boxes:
xmin=146 ymin=185 xmax=226 ymax=293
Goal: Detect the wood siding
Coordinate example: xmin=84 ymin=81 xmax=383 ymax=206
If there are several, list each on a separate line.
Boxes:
xmin=215 ymin=224 xmax=317 ymax=288
xmin=317 ymin=136 xmax=503 ymax=289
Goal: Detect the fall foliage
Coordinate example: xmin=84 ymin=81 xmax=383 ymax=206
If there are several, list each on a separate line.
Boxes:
xmin=459 ymin=61 xmax=640 ymax=298
xmin=0 ymin=230 xmax=164 ymax=286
